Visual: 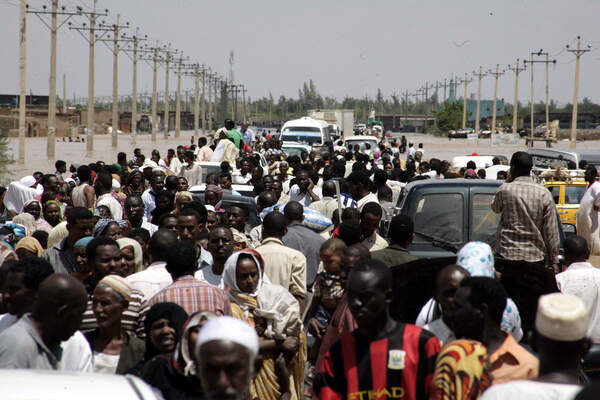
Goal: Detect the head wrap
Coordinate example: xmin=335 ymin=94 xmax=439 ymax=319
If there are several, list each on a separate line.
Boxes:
xmin=116 ymin=237 xmax=143 ymax=273
xmin=222 ymin=250 xmax=264 ymax=297
xmin=47 ymin=221 xmax=68 ymax=249
xmin=65 ymin=177 xmax=76 ymax=185
xmin=205 ymin=205 xmax=216 ymax=212
xmin=144 ymin=302 xmax=189 ymax=360
xmin=195 ymin=316 xmax=259 ymax=361
xmin=20 ymin=199 xmax=41 ymax=216
xmin=175 ymin=191 xmax=193 ymax=205
xmin=0 ymin=240 xmax=17 ymax=265
xmin=536 ymin=293 xmax=589 ymax=342
xmin=456 ymin=241 xmax=495 ymax=278
xmin=19 ymin=176 xmax=37 ymax=187
xmin=93 ymin=219 xmax=117 ymax=238
xmin=112 ymin=163 xmax=123 ymax=172
xmin=15 ymin=237 xmax=43 ymax=257
xmin=11 ymin=214 xmax=35 ymax=237
xmin=175 ymin=311 xmax=217 ymax=376
xmin=431 ymin=340 xmax=491 ymax=400
xmin=464 ymin=169 xmax=478 ymax=178
xmin=97 ymin=274 xmax=132 ymax=303
xmin=43 ymin=200 xmax=63 ymax=221
xmin=74 ymin=236 xmax=94 ymax=248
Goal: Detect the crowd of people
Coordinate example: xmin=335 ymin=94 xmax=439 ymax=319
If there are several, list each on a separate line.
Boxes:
xmin=0 ymin=120 xmax=598 ymax=400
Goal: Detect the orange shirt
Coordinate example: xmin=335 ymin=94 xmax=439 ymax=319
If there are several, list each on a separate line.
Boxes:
xmin=490 ymin=333 xmax=539 ymax=384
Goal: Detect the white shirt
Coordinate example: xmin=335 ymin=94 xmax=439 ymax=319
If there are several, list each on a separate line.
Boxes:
xmin=141 ymin=188 xmax=156 ymax=220
xmin=95 ymin=193 xmax=123 ymax=220
xmin=289 ymin=184 xmax=322 ymax=207
xmin=481 ymin=381 xmax=581 ymax=400
xmin=168 ymin=157 xmax=183 ymax=175
xmin=423 ymin=318 xmax=454 ymax=346
xmin=556 ymin=261 xmax=600 ymax=343
xmin=141 ymin=220 xmax=159 ymax=236
xmin=125 ymin=261 xmax=172 ymax=299
xmin=356 ymin=192 xmax=379 ymax=211
xmin=408 ymin=147 xmax=416 ymax=158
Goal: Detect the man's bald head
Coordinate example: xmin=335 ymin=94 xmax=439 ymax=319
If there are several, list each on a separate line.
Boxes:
xmin=435 ymin=264 xmax=469 ymax=291
xmin=322 ymin=180 xmax=336 ymax=197
xmin=149 ymin=228 xmax=179 ymax=262
xmin=262 ymin=211 xmax=287 ymax=239
xmin=257 ymin=190 xmax=277 ymax=212
xmin=283 ymin=201 xmax=304 ymax=223
xmin=32 ymin=274 xmax=88 ymax=344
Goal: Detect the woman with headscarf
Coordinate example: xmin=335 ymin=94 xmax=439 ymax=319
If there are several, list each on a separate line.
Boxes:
xmin=14 ymin=237 xmax=43 ymax=258
xmin=21 ymin=199 xmax=52 ymax=233
xmin=93 ymin=219 xmax=122 ymax=240
xmin=42 ymin=200 xmax=62 ymax=228
xmin=11 ymin=213 xmax=37 ymax=236
xmin=73 ymin=236 xmax=94 ymax=290
xmin=222 ymin=250 xmax=305 ymax=400
xmin=416 ymin=241 xmax=523 ymax=342
xmin=141 ymin=311 xmax=215 ymax=400
xmin=122 ymin=169 xmax=145 ymax=198
xmin=204 ymin=185 xmax=224 ymax=212
xmin=430 ymin=340 xmax=492 ymax=400
xmin=84 ymin=275 xmax=145 ymax=374
xmin=116 ymin=237 xmax=144 ymax=277
xmin=3 ymin=176 xmax=43 ymax=217
xmin=128 ymin=302 xmax=188 ymax=376
xmin=174 ymin=191 xmax=193 ymax=216
xmin=0 ymin=241 xmax=17 ymax=266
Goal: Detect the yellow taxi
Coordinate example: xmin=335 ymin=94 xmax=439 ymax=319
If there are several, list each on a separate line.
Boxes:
xmin=544 ymin=179 xmax=587 ymax=234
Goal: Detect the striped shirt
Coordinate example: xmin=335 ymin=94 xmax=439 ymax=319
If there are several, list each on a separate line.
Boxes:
xmin=491 ymin=176 xmax=560 ymax=263
xmin=149 ymin=275 xmax=231 ymax=317
xmin=80 ymin=289 xmax=148 ymax=339
xmin=317 ymin=323 xmax=440 ymax=400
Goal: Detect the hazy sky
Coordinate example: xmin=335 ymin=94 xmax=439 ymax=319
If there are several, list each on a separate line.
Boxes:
xmin=1 ymin=0 xmax=599 ymax=105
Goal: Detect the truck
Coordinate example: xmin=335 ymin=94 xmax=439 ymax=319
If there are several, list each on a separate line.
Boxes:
xmin=307 ymin=109 xmax=354 ymax=139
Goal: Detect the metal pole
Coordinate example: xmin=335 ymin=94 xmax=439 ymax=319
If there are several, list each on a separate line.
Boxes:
xmin=570 ymin=38 xmax=581 ymax=148
xmin=46 ymin=0 xmax=58 ymax=157
xmin=530 ymin=53 xmax=534 ymax=146
xmin=475 ymin=67 xmax=483 ymax=132
xmin=545 ymin=53 xmax=550 ymax=137
xmin=175 ymin=57 xmax=182 ymax=139
xmin=111 ymin=16 xmax=119 ymax=148
xmin=512 ymin=60 xmax=520 ymax=134
xmin=491 ymin=64 xmax=499 ymax=134
xmin=201 ymin=67 xmax=206 ymax=135
xmin=151 ymin=47 xmax=158 ymax=142
xmin=163 ymin=49 xmax=170 ymax=139
xmin=86 ymin=2 xmax=96 ymax=154
xmin=131 ymin=34 xmax=138 ymax=144
xmin=18 ymin=0 xmax=26 ymax=164
xmin=462 ymin=73 xmax=468 ymax=129
xmin=194 ymin=65 xmax=199 ymax=143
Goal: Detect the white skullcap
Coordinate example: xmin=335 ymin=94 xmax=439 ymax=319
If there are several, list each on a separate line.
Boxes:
xmin=152 ymin=167 xmax=165 ymax=173
xmin=195 ymin=316 xmax=259 ymax=359
xmin=535 ymin=293 xmax=589 ymax=342
xmin=204 ymin=205 xmax=216 ymax=212
xmin=111 ymin=178 xmax=121 ymax=192
xmin=19 ymin=176 xmax=37 ymax=187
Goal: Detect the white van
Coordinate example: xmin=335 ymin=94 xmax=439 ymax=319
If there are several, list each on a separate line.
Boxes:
xmin=278 ymin=117 xmax=331 ymax=146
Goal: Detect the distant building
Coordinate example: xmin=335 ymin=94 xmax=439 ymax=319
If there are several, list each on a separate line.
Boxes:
xmin=0 ymin=94 xmax=49 ymax=107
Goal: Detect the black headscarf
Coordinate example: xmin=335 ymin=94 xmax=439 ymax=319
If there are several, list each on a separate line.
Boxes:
xmin=144 ymin=302 xmax=189 ymax=360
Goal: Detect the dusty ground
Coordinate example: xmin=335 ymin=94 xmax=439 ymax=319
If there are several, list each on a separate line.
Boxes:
xmin=5 ymin=130 xmax=600 ymax=182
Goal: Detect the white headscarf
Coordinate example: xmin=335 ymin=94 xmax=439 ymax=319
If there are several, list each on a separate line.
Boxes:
xmin=222 ymin=250 xmax=264 ymax=297
xmin=195 ymin=316 xmax=259 ymax=361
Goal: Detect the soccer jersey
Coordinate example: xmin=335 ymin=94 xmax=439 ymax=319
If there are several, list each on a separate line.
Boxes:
xmin=318 ymin=323 xmax=440 ymax=400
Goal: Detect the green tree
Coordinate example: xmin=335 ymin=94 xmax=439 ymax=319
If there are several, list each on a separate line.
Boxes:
xmin=434 ymin=102 xmax=466 ymax=131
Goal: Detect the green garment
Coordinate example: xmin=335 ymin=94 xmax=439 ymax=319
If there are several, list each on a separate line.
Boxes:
xmin=228 ymin=129 xmax=243 ymax=148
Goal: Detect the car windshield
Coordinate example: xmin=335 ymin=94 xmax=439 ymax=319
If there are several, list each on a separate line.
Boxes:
xmin=470 ymin=193 xmax=500 ymax=245
xmin=413 ymin=193 xmax=464 ymax=245
xmin=281 ymin=147 xmax=306 ymax=157
xmin=345 ymin=140 xmax=378 ymax=151
xmin=281 ymin=127 xmax=322 ymax=144
xmin=565 ymin=186 xmax=586 ymax=204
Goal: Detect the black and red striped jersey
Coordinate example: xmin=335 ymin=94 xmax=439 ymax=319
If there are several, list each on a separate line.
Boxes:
xmin=317 ymin=322 xmax=441 ymax=400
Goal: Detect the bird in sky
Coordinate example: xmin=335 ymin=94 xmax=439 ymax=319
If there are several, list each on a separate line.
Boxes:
xmin=453 ymin=40 xmax=471 ymax=47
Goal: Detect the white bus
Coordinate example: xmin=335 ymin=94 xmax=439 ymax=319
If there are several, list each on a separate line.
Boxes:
xmin=278 ymin=117 xmax=331 ymax=146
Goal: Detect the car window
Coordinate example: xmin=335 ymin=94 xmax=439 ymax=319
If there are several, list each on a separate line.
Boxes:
xmin=547 ymin=186 xmax=561 ymax=204
xmin=413 ymin=193 xmax=463 ymax=244
xmin=565 ymin=186 xmax=586 ymax=204
xmin=470 ymin=193 xmax=500 ymax=245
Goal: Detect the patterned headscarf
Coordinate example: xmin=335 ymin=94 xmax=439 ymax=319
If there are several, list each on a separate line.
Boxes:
xmin=431 ymin=340 xmax=491 ymax=400
xmin=456 ymin=242 xmax=495 ymax=278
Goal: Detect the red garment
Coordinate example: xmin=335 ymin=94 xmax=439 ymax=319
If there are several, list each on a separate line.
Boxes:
xmin=315 ymin=295 xmax=357 ymax=371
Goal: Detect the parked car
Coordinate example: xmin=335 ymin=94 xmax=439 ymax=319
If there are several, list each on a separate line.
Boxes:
xmin=0 ymin=370 xmax=160 ymax=400
xmin=281 ymin=142 xmax=311 ymax=158
xmin=190 ymin=192 xmax=261 ymax=227
xmin=395 ymin=179 xmax=566 ymax=259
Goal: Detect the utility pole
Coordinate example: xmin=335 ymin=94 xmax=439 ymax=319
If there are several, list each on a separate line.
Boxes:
xmin=95 ymin=15 xmax=130 ymax=148
xmin=28 ymin=1 xmax=80 ymax=157
xmin=566 ymin=36 xmax=592 ymax=148
xmin=487 ymin=65 xmax=505 ymax=135
xmin=173 ymin=54 xmax=188 ymax=139
xmin=138 ymin=42 xmax=161 ymax=142
xmin=453 ymin=75 xmax=458 ymax=103
xmin=522 ymin=50 xmax=554 ymax=145
xmin=508 ymin=59 xmax=526 ymax=134
xmin=241 ymin=85 xmax=247 ymax=122
xmin=461 ymin=73 xmax=472 ymax=129
xmin=207 ymin=72 xmax=213 ymax=132
xmin=472 ymin=67 xmax=487 ymax=132
xmin=193 ymin=65 xmax=200 ymax=142
xmin=163 ymin=46 xmax=174 ymax=139
xmin=214 ymin=77 xmax=220 ymax=124
xmin=201 ymin=66 xmax=206 ymax=135
xmin=121 ymin=29 xmax=146 ymax=145
xmin=434 ymin=81 xmax=439 ymax=109
xmin=18 ymin=0 xmax=26 ymax=164
xmin=62 ymin=73 xmax=67 ymax=114
xmin=441 ymin=78 xmax=448 ymax=105
xmin=69 ymin=1 xmax=109 ymax=154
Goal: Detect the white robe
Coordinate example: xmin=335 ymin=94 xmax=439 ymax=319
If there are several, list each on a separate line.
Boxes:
xmin=576 ymin=182 xmax=600 ymax=255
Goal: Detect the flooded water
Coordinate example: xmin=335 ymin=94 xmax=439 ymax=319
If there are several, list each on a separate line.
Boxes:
xmin=6 ymin=130 xmax=600 ymax=181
